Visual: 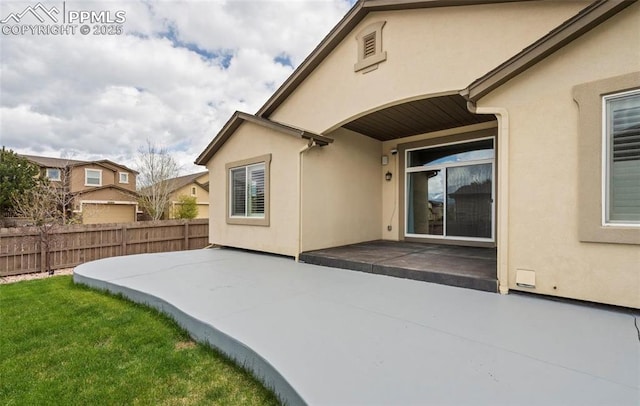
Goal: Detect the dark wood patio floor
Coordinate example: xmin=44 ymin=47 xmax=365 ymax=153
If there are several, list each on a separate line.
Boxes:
xmin=299 ymin=240 xmax=498 ymax=293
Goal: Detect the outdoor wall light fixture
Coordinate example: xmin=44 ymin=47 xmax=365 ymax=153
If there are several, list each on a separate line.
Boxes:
xmin=385 ymin=171 xmax=392 ymax=181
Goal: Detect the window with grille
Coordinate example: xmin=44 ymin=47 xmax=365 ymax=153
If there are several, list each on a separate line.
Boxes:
xmin=604 ymin=90 xmax=640 ymax=224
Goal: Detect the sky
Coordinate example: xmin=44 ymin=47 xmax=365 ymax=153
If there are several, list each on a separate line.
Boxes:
xmin=0 ymin=0 xmax=352 ymax=175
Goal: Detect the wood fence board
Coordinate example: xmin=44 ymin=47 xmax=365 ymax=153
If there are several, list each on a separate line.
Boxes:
xmin=0 ymin=219 xmax=209 ymax=276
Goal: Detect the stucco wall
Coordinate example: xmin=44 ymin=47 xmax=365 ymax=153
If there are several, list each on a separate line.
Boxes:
xmin=207 ymin=121 xmax=306 ymax=257
xmin=479 ymin=3 xmax=640 ymax=308
xmin=301 ymin=128 xmax=382 ymax=251
xmin=269 ymin=1 xmax=586 ymax=133
xmin=69 ymin=163 xmax=136 ymax=193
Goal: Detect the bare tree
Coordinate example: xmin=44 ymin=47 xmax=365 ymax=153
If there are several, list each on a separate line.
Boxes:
xmin=48 ymin=166 xmax=78 ymax=224
xmin=136 ymin=140 xmax=180 ymax=220
xmin=54 ymin=153 xmax=81 ymax=224
xmin=12 ymin=180 xmax=64 ymax=274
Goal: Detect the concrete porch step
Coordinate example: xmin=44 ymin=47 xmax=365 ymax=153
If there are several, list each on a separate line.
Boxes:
xmin=299 ymin=240 xmax=498 ymax=293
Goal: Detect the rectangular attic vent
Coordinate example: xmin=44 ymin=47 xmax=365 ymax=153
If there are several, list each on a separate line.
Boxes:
xmin=363 ymin=33 xmax=376 ymax=58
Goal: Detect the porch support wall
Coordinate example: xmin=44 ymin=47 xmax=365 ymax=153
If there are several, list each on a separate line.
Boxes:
xmin=467 ymin=104 xmax=509 ymax=294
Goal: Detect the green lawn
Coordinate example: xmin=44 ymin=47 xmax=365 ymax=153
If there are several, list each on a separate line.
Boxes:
xmin=0 ymin=276 xmax=280 ymax=405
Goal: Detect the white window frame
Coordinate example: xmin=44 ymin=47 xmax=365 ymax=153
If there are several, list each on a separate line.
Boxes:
xmin=85 ymin=168 xmax=102 ymax=186
xmin=119 ymin=172 xmax=129 ymax=184
xmin=602 ymin=89 xmax=640 ymax=227
xmin=404 ymin=137 xmax=496 ymax=243
xmin=225 ymin=154 xmax=271 ymax=226
xmin=46 ymin=168 xmax=61 ymax=181
xmin=229 ymin=163 xmax=265 ymax=218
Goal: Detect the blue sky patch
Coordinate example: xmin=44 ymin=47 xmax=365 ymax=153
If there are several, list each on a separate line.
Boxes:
xmin=159 ymin=24 xmax=233 ymax=68
xmin=274 ymin=53 xmax=293 ymax=68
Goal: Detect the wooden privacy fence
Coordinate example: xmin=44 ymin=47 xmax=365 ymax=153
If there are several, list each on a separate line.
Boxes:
xmin=0 ymin=219 xmax=209 ymax=276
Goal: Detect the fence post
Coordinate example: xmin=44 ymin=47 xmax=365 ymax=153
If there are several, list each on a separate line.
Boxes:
xmin=121 ymin=225 xmax=127 ymax=256
xmin=184 ymin=221 xmax=189 ymax=250
xmin=39 ymin=231 xmax=46 ymax=273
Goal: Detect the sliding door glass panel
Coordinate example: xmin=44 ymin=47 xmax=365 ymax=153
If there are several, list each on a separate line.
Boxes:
xmin=407 ymin=139 xmax=493 ymax=168
xmin=407 ymin=170 xmax=444 ymax=235
xmin=446 ymin=164 xmax=492 ymax=238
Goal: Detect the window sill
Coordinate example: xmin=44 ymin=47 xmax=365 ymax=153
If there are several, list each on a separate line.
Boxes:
xmin=227 ymin=216 xmax=269 ymax=226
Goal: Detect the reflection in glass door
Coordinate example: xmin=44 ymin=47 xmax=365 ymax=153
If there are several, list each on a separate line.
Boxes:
xmin=406 ymin=138 xmax=494 ymax=241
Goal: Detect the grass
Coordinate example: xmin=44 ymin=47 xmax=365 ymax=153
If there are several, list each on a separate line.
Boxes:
xmin=0 ymin=276 xmax=280 ymax=405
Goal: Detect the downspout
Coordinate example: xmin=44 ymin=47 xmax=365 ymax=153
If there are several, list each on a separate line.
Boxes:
xmin=296 ymin=139 xmax=318 ymax=261
xmin=467 ymin=101 xmax=510 ymax=295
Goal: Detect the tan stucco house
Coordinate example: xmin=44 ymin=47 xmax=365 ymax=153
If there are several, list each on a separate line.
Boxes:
xmin=23 ymin=155 xmax=139 ymax=224
xmin=196 ymin=0 xmax=639 ymax=308
xmin=165 ymin=171 xmax=210 ymax=219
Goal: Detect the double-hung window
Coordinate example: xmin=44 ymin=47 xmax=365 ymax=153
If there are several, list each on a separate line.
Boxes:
xmin=85 ymin=169 xmax=102 ymax=186
xmin=226 ymin=154 xmax=271 ymax=226
xmin=604 ymin=90 xmax=640 ymax=225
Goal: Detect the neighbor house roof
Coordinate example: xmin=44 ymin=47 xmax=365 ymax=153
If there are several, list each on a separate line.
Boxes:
xmin=74 ymin=184 xmax=138 ymax=197
xmin=22 ymin=154 xmax=138 ymax=174
xmin=21 ymin=155 xmax=86 ymax=168
xmin=195 ymin=112 xmax=333 ymax=165
xmin=166 ymin=171 xmax=209 ymax=193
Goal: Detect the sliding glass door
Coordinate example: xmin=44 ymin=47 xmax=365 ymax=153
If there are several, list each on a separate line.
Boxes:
xmin=406 ymin=138 xmax=494 ymax=241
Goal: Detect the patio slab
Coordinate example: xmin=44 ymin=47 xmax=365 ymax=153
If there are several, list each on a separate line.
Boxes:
xmin=74 ymin=248 xmax=639 ymax=406
xmin=300 ymin=240 xmax=498 ymax=292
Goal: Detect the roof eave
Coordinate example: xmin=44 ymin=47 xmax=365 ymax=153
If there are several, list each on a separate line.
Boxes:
xmin=462 ymin=0 xmax=636 ymax=103
xmin=195 ymin=112 xmax=332 ymax=165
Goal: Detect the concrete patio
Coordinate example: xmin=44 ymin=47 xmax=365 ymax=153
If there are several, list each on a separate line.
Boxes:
xmin=74 ymin=248 xmax=639 ymax=405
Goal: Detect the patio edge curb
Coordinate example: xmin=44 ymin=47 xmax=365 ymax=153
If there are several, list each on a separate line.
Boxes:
xmin=73 ymin=271 xmax=306 ymax=406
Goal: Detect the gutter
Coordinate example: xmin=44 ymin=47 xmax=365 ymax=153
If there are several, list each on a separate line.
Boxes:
xmin=466 ymin=100 xmax=510 ymax=295
xmin=296 ymin=139 xmax=320 ymax=261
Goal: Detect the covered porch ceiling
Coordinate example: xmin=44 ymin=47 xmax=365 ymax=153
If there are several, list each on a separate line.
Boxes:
xmin=342 ymin=94 xmax=495 ymax=141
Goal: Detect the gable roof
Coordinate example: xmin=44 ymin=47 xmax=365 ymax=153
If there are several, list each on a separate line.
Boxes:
xmin=256 ymin=0 xmax=526 ymax=118
xmin=195 ymin=111 xmax=333 ymax=165
xmin=199 ymin=0 xmax=634 ymax=164
xmin=257 ymin=0 xmax=635 ymax=116
xmin=22 ymin=154 xmax=138 ymax=174
xmin=461 ymin=0 xmax=636 ymax=102
xmin=166 ymin=171 xmax=209 ymax=193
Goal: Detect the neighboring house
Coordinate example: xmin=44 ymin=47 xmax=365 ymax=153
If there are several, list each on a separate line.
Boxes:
xmin=165 ymin=171 xmax=209 ymax=219
xmin=196 ymin=0 xmax=639 ymax=308
xmin=22 ymin=155 xmax=139 ymax=224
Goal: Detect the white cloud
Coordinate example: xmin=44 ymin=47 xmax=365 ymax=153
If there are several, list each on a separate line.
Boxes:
xmin=0 ymin=0 xmax=350 ymax=174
